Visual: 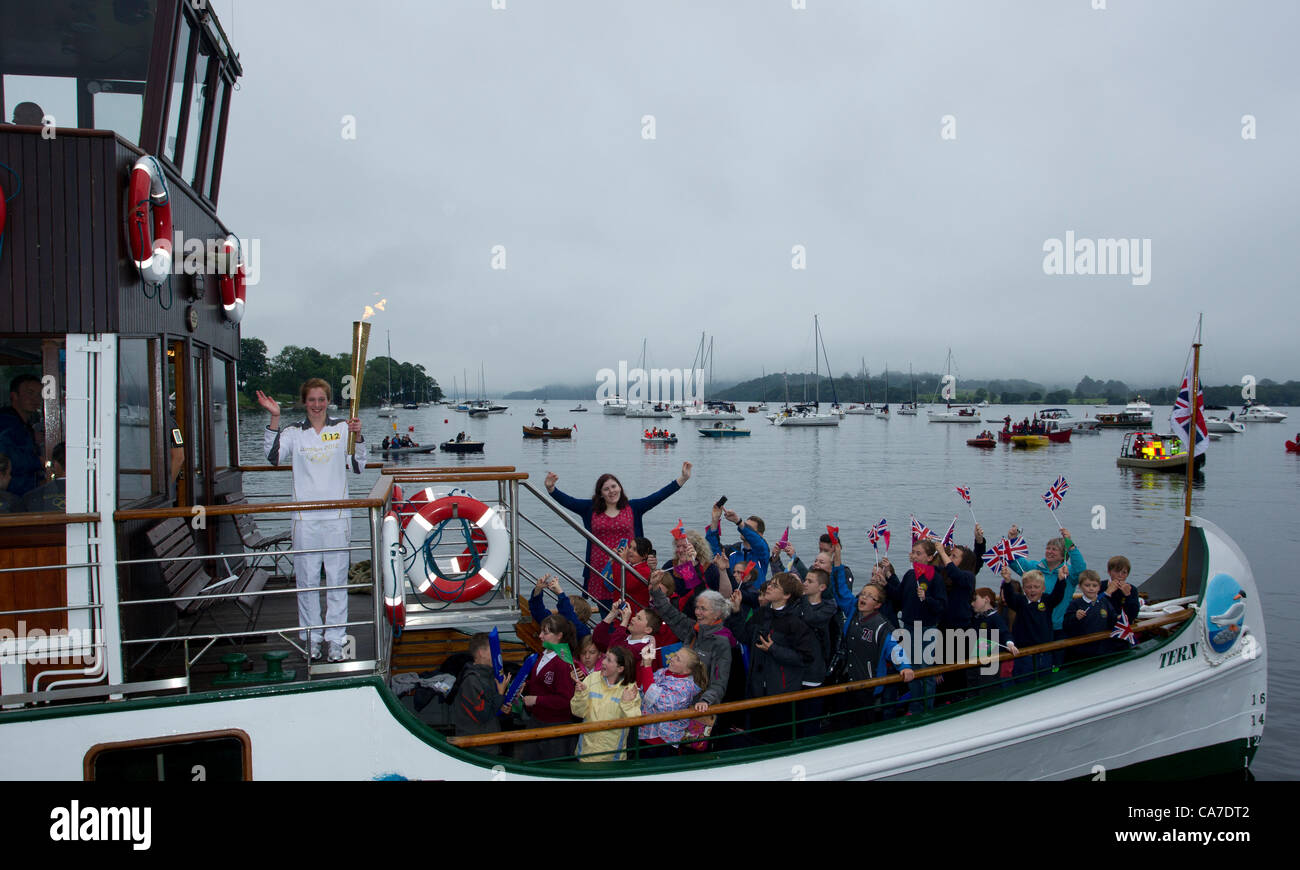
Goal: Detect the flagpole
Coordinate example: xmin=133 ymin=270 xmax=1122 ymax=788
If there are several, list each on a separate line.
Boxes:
xmin=1043 ymin=503 xmax=1064 ymax=531
xmin=1178 ymin=321 xmax=1203 ymax=598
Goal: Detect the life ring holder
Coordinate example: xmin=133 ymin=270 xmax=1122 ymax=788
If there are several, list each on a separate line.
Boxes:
xmin=401 ymin=494 xmax=509 ymax=604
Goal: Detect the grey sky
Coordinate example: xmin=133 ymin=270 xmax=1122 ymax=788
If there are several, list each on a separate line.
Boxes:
xmin=212 ymin=0 xmax=1299 ymax=393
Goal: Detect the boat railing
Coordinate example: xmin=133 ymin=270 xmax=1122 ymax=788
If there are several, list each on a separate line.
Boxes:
xmin=447 ymin=608 xmax=1198 ymax=757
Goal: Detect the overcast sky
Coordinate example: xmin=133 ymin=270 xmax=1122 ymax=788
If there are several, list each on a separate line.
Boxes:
xmin=210 ymin=0 xmax=1299 ymax=394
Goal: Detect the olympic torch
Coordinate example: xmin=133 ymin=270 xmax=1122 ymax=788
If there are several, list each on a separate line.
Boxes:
xmin=347 ymin=320 xmax=371 ymax=457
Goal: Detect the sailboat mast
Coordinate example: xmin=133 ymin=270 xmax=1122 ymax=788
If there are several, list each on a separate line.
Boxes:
xmin=1178 ymin=315 xmax=1204 ymax=597
xmin=386 ymin=331 xmax=392 ymax=400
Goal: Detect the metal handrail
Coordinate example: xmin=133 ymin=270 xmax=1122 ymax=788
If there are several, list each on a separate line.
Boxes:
xmin=448 ymin=608 xmax=1197 ymax=748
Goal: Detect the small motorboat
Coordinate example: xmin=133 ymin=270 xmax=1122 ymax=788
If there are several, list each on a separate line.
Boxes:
xmin=1285 ymin=437 xmax=1299 ymax=453
xmin=534 ymin=408 xmax=546 ymax=416
xmin=641 ymin=431 xmax=678 ymax=445
xmin=1240 ymin=403 xmax=1287 ymax=423
xmin=440 ymin=437 xmax=485 ymax=453
xmin=1206 ymin=416 xmax=1245 ymax=433
xmin=380 ymin=443 xmax=435 ymax=456
xmin=570 ymin=404 xmax=588 ymax=412
xmin=1044 ymin=421 xmax=1072 ymax=443
xmin=1116 ymin=431 xmax=1205 ymax=471
xmin=967 ymin=430 xmax=996 ymax=448
xmin=698 ymin=423 xmax=751 ymax=438
xmin=522 ymin=425 xmax=572 ymax=439
xmin=1010 ymin=434 xmax=1049 ymax=448
xmin=468 ymin=408 xmax=489 ymax=418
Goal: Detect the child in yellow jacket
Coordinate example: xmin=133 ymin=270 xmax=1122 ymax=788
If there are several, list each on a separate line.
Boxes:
xmin=571 ymin=646 xmax=642 ymax=762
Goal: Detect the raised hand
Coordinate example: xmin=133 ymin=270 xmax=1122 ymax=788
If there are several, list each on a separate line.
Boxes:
xmin=622 ymin=685 xmax=638 ymax=703
xmin=347 ymin=418 xmax=362 ymax=434
xmin=544 ymin=471 xmax=558 ymax=492
xmin=1008 ymin=524 xmax=1021 ymax=540
xmin=1000 ymin=565 xmax=1013 ymax=582
xmin=711 ymin=503 xmax=723 ymax=525
xmin=679 ymin=461 xmax=693 ymax=482
xmin=1058 ymin=564 xmax=1069 ymax=582
xmin=641 ymin=642 xmax=656 ymax=665
xmin=255 ymin=390 xmax=280 ymax=417
xmin=974 ymin=523 xmax=985 ymax=543
xmin=723 ymin=508 xmax=740 ymax=525
xmin=729 ymin=588 xmax=743 ymax=610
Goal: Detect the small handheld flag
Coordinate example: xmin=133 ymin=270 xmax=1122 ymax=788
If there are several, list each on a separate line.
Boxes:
xmin=955 ymin=486 xmax=971 ymax=505
xmin=489 ymin=627 xmax=504 ymax=683
xmin=499 ymin=653 xmax=537 ymax=716
xmin=1002 ymin=535 xmax=1029 ymax=563
xmin=1041 ymin=476 xmax=1069 ymax=529
xmin=826 ymin=525 xmax=840 ymax=546
xmin=777 ymin=527 xmax=789 ymax=550
xmin=910 ymin=515 xmax=938 ymax=545
xmin=670 ymin=519 xmax=686 ymax=540
xmin=942 ymin=516 xmax=957 ymax=550
xmin=1111 ymin=610 xmax=1138 ymax=646
xmin=982 ymin=546 xmax=1008 ymax=575
xmin=735 ymin=561 xmax=756 ymax=582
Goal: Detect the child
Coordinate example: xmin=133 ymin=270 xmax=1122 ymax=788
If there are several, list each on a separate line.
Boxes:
xmin=529 ymin=574 xmax=593 ymax=639
xmin=726 ymin=572 xmax=815 ymax=742
xmin=517 ymin=614 xmax=578 ymax=761
xmin=593 ymin=599 xmax=664 ymax=670
xmin=453 ymin=632 xmax=507 ymax=754
xmin=882 ymin=541 xmax=947 ymax=710
xmin=1063 ymin=569 xmax=1118 ymax=662
xmin=637 ymin=643 xmax=710 ymax=758
xmin=795 ymin=566 xmax=843 ymax=735
xmin=575 ymin=636 xmax=602 ymax=678
xmin=570 ymin=646 xmax=642 ymax=762
xmin=609 ymin=537 xmax=655 ymax=610
xmin=1000 ymin=566 xmax=1067 ymax=681
xmin=1105 ymin=556 xmax=1142 ymax=652
xmin=969 ymin=588 xmax=1016 ymax=693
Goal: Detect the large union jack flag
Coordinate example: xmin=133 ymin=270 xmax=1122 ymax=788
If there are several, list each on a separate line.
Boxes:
xmin=1169 ymin=362 xmax=1209 ymax=458
xmin=955 ymin=485 xmax=972 ymax=505
xmin=868 ymin=517 xmax=890 ymax=552
xmin=1042 ymin=476 xmax=1069 ymax=511
xmin=1111 ymin=610 xmax=1138 ymax=645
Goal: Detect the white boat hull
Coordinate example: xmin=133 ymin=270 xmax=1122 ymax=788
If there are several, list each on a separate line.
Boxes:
xmin=1206 ymin=417 xmax=1246 ymax=433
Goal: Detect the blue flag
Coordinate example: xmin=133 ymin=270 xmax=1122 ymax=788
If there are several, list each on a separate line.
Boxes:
xmin=489 ymin=627 xmax=504 ymax=683
xmin=499 ymin=653 xmax=536 ymax=717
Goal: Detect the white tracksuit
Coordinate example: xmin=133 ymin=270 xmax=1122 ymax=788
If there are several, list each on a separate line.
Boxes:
xmin=265 ymin=419 xmax=368 ymax=645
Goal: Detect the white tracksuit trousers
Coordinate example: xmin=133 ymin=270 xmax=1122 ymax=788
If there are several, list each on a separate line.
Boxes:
xmin=293 ymin=518 xmax=351 ymax=645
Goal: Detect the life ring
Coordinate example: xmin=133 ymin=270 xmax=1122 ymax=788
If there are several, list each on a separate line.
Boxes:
xmin=127 ymin=155 xmax=172 ymax=285
xmin=380 ymin=512 xmax=406 ymax=629
xmin=218 ymin=235 xmax=246 ymax=323
xmin=404 ymin=495 xmax=508 ymax=602
xmin=397 ymin=486 xmax=470 ymax=529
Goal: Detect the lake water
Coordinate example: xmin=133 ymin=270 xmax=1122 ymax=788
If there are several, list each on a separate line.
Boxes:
xmin=239 ymin=402 xmax=1298 ymax=779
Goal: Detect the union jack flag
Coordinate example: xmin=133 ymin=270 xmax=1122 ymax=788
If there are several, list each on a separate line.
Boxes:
xmin=1002 ymin=535 xmax=1029 ymax=563
xmin=1042 ymin=476 xmax=1069 ymax=511
xmin=910 ymin=515 xmax=938 ymax=545
xmin=1111 ymin=610 xmax=1138 ymax=645
xmin=1169 ymin=362 xmax=1209 ymax=457
xmin=942 ymin=516 xmax=957 ymax=549
xmin=868 ymin=518 xmax=890 ymax=551
xmin=982 ymin=546 xmax=1007 ymax=574
xmin=955 ymin=486 xmax=972 ymax=505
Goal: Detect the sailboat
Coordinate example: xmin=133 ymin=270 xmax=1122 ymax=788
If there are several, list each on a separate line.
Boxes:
xmin=874 ymin=364 xmax=891 ymax=419
xmin=898 ymin=364 xmax=919 ymax=415
xmin=845 ymin=359 xmax=872 ymax=414
xmin=1117 ymin=317 xmax=1210 ymax=473
xmin=682 ymin=335 xmax=742 ymax=421
xmin=773 ymin=316 xmax=840 ymax=427
xmin=626 ymin=339 xmax=672 ymax=418
xmin=927 ymin=350 xmax=979 ymax=423
xmin=377 ymin=331 xmax=397 ymax=417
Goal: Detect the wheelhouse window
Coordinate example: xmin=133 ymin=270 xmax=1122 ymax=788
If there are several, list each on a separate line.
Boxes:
xmin=212 ymin=356 xmax=232 ymax=471
xmin=0 ymin=337 xmax=67 ymax=512
xmin=0 ymin=0 xmax=155 ymax=143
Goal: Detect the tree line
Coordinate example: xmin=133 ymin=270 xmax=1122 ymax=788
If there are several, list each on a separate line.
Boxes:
xmin=238 ymin=338 xmax=442 ymax=407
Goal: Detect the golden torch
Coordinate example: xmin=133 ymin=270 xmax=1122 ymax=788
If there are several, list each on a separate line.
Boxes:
xmin=347 ymin=320 xmax=371 ymax=457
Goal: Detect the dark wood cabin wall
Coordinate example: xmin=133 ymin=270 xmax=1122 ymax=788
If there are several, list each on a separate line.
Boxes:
xmin=0 ymin=130 xmax=241 ymax=361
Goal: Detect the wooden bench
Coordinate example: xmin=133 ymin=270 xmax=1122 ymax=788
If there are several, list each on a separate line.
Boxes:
xmin=144 ymin=518 xmax=270 ymax=643
xmin=219 ymin=493 xmax=293 ymax=577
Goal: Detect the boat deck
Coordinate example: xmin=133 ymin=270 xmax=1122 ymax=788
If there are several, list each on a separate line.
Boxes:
xmin=129 ymin=573 xmax=533 ymax=694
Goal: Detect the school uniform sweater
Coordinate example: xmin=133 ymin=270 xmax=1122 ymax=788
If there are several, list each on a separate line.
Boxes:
xmin=1001 ymin=578 xmax=1068 ymax=649
xmin=523 ymin=650 xmax=577 ymax=724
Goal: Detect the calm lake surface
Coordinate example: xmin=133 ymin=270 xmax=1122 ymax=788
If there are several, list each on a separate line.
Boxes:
xmin=240 ymin=402 xmax=1298 ymax=779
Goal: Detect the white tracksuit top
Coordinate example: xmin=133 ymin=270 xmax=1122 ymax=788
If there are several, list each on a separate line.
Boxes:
xmin=264 ymin=419 xmax=368 ymax=521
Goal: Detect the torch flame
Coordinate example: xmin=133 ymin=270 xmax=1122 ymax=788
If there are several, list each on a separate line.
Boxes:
xmin=361 ymin=298 xmax=388 ymax=321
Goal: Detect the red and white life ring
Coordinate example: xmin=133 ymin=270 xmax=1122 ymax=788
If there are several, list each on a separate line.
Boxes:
xmin=127 ymin=155 xmax=172 ymax=285
xmin=403 ymin=495 xmax=509 ymax=603
xmin=380 ymin=512 xmax=406 ymax=629
xmin=218 ymin=235 xmax=246 ymax=323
